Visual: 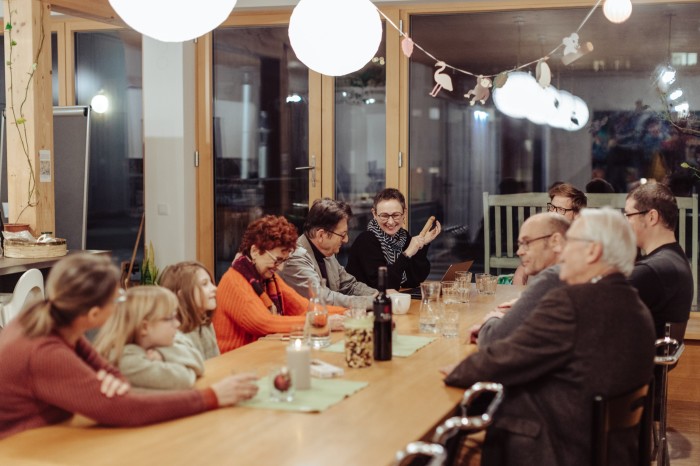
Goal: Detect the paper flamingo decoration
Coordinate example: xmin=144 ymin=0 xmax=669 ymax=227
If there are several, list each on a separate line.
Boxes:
xmin=429 ymin=61 xmax=453 ymax=97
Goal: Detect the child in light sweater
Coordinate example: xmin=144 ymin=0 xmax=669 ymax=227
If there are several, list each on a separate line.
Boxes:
xmin=159 ymin=261 xmax=220 ymax=359
xmin=94 ymin=286 xmax=204 ymax=390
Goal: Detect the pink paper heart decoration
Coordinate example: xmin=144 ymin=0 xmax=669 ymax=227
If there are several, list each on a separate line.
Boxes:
xmin=401 ymin=37 xmax=414 ymax=58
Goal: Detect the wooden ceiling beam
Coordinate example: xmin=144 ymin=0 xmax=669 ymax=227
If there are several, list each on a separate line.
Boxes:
xmin=50 ymin=0 xmax=125 ymax=26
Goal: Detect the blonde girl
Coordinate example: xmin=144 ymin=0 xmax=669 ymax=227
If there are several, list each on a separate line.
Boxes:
xmin=159 ymin=261 xmax=220 ymax=359
xmin=94 ymin=286 xmax=205 ymax=390
xmin=0 ymin=254 xmax=258 ymax=441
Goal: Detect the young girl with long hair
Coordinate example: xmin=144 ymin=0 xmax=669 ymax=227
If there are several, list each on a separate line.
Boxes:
xmin=0 ymin=254 xmax=258 ymax=440
xmin=159 ymin=261 xmax=220 ymax=359
xmin=94 ymin=286 xmax=205 ymax=389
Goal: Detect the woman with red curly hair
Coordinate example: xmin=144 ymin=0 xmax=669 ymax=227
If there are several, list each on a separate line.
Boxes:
xmin=213 ymin=215 xmax=344 ymax=352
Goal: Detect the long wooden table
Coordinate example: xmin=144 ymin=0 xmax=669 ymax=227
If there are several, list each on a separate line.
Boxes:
xmin=0 ymin=285 xmax=523 ymax=466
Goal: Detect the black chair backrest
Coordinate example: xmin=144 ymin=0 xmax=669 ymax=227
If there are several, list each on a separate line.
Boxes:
xmin=591 ymin=383 xmax=650 ymax=466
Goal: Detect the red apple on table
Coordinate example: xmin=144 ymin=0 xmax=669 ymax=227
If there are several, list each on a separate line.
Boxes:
xmin=273 ymin=370 xmax=292 ymax=392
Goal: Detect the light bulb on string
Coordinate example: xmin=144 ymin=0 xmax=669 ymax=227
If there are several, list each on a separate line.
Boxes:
xmin=603 ymin=0 xmax=632 ymax=24
xmin=91 ymin=93 xmax=109 ymax=114
xmin=109 ymin=0 xmax=237 ymax=42
xmin=289 ymin=0 xmax=382 ymax=76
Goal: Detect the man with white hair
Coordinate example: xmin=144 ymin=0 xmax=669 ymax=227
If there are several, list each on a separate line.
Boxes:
xmin=443 ymin=207 xmax=655 ymax=466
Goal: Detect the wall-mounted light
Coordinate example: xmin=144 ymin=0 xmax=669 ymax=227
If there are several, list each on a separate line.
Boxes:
xmin=603 ymin=0 xmax=632 ymax=24
xmin=288 ymin=0 xmax=382 ymax=76
xmin=90 ymin=92 xmax=109 ymax=114
xmin=109 ymin=0 xmax=237 ymax=42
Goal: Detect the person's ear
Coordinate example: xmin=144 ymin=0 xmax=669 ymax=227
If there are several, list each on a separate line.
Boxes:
xmin=586 ymin=241 xmax=604 ymax=264
xmin=84 ymin=306 xmax=103 ymax=326
xmin=139 ymin=319 xmax=151 ymax=337
xmin=647 ymin=209 xmax=660 ymax=226
xmin=549 ymin=232 xmax=565 ymax=254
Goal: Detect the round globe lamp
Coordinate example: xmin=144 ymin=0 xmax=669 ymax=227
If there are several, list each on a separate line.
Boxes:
xmin=603 ymin=0 xmax=632 ymax=24
xmin=91 ymin=94 xmax=109 ymax=114
xmin=289 ymin=0 xmax=382 ymax=76
xmin=109 ymin=0 xmax=237 ymax=42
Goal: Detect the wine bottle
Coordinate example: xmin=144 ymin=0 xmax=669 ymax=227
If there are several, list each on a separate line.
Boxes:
xmin=373 ymin=266 xmax=392 ymax=361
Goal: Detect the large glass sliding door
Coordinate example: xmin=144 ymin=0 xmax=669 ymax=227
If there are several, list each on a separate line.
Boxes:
xmin=212 ymin=26 xmax=310 ymax=279
xmin=334 ymin=27 xmax=387 ymax=264
xmin=407 ymin=3 xmax=700 ymax=277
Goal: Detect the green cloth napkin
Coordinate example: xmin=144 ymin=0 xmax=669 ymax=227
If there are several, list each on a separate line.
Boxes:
xmin=240 ymin=376 xmax=368 ymax=413
xmin=322 ymin=334 xmax=436 ymax=358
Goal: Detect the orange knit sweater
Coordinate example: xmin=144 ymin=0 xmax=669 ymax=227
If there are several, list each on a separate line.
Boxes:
xmin=213 ymin=268 xmax=345 ymax=353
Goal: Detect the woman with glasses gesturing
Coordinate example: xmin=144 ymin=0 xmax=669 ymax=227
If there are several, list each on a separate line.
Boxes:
xmin=346 ymin=188 xmax=442 ymax=290
xmin=213 ymin=215 xmax=345 ymax=353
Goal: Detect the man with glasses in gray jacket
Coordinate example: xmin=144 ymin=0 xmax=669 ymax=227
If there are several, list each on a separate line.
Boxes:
xmin=278 ymin=198 xmax=377 ymax=307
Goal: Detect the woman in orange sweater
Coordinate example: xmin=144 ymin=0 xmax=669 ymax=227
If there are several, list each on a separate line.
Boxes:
xmin=213 ymin=215 xmax=345 ymax=352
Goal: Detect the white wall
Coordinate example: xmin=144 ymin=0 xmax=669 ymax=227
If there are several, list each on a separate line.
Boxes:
xmin=143 ymin=39 xmax=197 ymax=270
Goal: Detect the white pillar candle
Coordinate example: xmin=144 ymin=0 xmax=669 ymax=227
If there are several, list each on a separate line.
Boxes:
xmin=286 ymin=338 xmax=311 ymax=390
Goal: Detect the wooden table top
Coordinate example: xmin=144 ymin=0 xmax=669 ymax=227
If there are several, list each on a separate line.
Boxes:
xmin=0 ymin=285 xmax=523 ymax=466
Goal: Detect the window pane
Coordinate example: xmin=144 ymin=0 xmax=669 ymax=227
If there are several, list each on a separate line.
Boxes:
xmin=409 ymin=3 xmax=700 ymax=277
xmin=335 ymin=25 xmax=386 ymax=263
xmin=75 ymin=31 xmax=143 ymax=263
xmin=213 ymin=27 xmax=310 ymax=279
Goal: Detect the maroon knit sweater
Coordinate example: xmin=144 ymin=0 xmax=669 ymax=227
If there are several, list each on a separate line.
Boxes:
xmin=0 ymin=320 xmax=218 ymax=440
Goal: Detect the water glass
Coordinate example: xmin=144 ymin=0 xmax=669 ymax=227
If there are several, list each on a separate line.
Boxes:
xmin=484 ymin=275 xmax=498 ymax=295
xmin=455 ymin=271 xmax=472 ymax=303
xmin=439 ymin=301 xmax=460 ymax=338
xmin=475 ymin=273 xmax=493 ymax=295
xmin=419 ymin=281 xmax=441 ymax=333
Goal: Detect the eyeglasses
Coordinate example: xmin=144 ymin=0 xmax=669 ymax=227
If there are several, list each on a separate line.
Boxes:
xmin=623 ymin=210 xmax=650 ymax=218
xmin=114 ymin=288 xmax=127 ymax=305
xmin=546 ymin=203 xmax=575 ymax=215
xmin=517 ymin=234 xmax=553 ymax=250
xmin=326 ymin=229 xmax=348 ymax=240
xmin=265 ymin=250 xmax=290 ymax=267
xmin=376 ymin=212 xmax=404 ymax=223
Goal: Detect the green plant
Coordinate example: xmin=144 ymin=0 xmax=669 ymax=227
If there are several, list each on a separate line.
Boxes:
xmin=141 ymin=241 xmax=159 ymax=285
xmin=680 ymin=162 xmax=700 ymax=181
xmin=4 ymin=0 xmax=47 ymax=222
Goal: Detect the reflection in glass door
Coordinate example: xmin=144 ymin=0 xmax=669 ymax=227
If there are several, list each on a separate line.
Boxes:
xmin=334 ymin=27 xmax=386 ymax=264
xmin=213 ymin=27 xmax=310 ymax=279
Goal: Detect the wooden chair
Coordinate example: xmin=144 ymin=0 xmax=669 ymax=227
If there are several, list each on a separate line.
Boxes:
xmin=0 ymin=268 xmax=45 ymax=328
xmin=394 ymin=441 xmax=446 ymax=466
xmin=482 ymin=192 xmax=698 ymax=305
xmin=591 ymin=383 xmax=651 ymax=466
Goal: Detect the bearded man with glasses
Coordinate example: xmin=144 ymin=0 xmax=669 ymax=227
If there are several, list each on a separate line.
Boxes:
xmin=278 ymin=198 xmax=377 ymax=307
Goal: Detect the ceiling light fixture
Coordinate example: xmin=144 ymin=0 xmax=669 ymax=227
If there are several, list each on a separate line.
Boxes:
xmin=109 ymin=0 xmax=237 ymax=42
xmin=603 ymin=0 xmax=633 ymax=24
xmin=289 ymin=0 xmax=382 ymax=76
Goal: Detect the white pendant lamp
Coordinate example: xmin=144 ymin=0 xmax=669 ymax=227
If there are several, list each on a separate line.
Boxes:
xmin=109 ymin=0 xmax=237 ymax=42
xmin=289 ymin=0 xmax=382 ymax=76
xmin=603 ymin=0 xmax=632 ymax=24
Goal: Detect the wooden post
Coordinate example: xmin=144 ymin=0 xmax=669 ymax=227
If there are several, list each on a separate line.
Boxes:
xmin=3 ymin=0 xmax=55 ymax=236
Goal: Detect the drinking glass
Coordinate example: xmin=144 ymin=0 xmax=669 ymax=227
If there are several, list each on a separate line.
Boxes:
xmin=475 ymin=273 xmax=492 ymax=295
xmin=419 ymin=281 xmax=441 ymax=333
xmin=305 ymin=278 xmax=331 ymax=348
xmin=485 ymin=275 xmax=498 ymax=295
xmin=455 ymin=271 xmax=472 ymax=303
xmin=439 ymin=303 xmax=460 ymax=338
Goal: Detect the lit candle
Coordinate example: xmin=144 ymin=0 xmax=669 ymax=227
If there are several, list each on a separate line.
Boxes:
xmin=286 ymin=337 xmax=311 ymax=390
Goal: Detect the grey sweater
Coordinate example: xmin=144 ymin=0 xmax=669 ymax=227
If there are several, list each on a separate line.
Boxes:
xmin=478 ymin=265 xmax=563 ymax=349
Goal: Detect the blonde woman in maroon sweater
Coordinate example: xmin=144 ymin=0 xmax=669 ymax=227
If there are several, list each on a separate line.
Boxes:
xmin=0 ymin=254 xmax=258 ymax=440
